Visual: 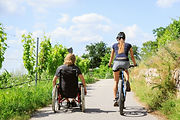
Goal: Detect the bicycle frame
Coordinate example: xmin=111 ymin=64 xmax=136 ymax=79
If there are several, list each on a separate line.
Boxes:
xmin=117 ymin=70 xmax=126 ymax=115
xmin=121 ymin=71 xmax=126 ymax=97
xmin=116 ymin=71 xmax=126 ymax=100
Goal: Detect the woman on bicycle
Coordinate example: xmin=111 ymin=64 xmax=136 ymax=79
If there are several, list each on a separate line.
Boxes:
xmin=108 ymin=32 xmax=137 ymax=106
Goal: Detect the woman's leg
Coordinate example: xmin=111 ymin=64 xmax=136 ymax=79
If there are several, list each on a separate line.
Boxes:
xmin=113 ymin=71 xmax=120 ymax=99
xmin=124 ymin=70 xmax=129 ymax=81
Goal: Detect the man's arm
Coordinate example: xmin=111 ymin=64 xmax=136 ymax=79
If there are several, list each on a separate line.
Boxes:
xmin=78 ymin=74 xmax=87 ymax=95
xmin=53 ymin=76 xmax=58 ymax=87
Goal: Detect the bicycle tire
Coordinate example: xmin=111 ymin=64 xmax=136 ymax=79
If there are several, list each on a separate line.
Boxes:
xmin=119 ymin=80 xmax=124 ymax=115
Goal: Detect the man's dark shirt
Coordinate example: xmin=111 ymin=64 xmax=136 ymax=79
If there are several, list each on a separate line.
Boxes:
xmin=55 ymin=64 xmax=82 ymax=98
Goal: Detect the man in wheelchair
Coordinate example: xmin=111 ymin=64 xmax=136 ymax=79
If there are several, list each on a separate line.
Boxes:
xmin=52 ymin=53 xmax=87 ymax=109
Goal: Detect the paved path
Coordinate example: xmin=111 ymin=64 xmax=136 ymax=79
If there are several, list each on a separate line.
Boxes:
xmin=31 ymin=79 xmax=159 ymax=120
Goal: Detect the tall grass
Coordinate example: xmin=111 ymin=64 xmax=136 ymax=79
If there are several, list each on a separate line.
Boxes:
xmin=0 ymin=70 xmax=97 ymax=120
xmin=0 ymin=81 xmax=52 ymax=120
xmin=130 ymin=40 xmax=180 ymax=120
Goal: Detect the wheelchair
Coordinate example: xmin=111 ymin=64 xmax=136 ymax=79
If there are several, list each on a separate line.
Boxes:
xmin=52 ymin=69 xmax=85 ymax=113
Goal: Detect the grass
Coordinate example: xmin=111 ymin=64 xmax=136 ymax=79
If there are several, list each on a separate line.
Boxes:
xmin=167 ymin=99 xmax=180 ymax=120
xmin=130 ymin=40 xmax=180 ymax=120
xmin=0 ymin=71 xmax=97 ymax=120
xmin=0 ymin=81 xmax=52 ymax=120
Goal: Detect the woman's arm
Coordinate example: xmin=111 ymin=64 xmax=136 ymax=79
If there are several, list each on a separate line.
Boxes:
xmin=108 ymin=48 xmax=115 ymax=66
xmin=130 ymin=48 xmax=137 ymax=66
xmin=79 ymin=74 xmax=87 ymax=95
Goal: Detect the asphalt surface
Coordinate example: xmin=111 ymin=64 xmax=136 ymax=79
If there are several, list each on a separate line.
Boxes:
xmin=30 ymin=79 xmax=159 ymax=120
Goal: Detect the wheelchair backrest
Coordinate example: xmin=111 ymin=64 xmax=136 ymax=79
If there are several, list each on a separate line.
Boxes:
xmin=58 ymin=66 xmax=79 ymax=98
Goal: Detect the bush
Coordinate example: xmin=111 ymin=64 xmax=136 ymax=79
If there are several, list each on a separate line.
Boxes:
xmin=93 ymin=65 xmax=113 ymax=79
xmin=84 ymin=73 xmax=96 ymax=84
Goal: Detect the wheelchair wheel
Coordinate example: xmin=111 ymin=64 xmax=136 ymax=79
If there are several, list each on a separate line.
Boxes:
xmin=80 ymin=85 xmax=85 ymax=112
xmin=52 ymin=86 xmax=59 ymax=113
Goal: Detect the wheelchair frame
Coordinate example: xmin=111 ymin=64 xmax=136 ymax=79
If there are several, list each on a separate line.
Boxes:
xmin=52 ymin=82 xmax=85 ymax=113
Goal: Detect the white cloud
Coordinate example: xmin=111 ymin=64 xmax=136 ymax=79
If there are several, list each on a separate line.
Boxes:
xmin=33 ymin=23 xmax=47 ymax=30
xmin=51 ymin=27 xmax=70 ymax=38
xmin=0 ymin=0 xmax=25 ymax=14
xmin=97 ymin=24 xmax=112 ymax=32
xmin=32 ymin=30 xmax=44 ymax=38
xmin=124 ymin=24 xmax=138 ymax=39
xmin=0 ymin=0 xmax=77 ymax=14
xmin=50 ymin=13 xmax=112 ymax=43
xmin=5 ymin=25 xmax=14 ymax=31
xmin=72 ymin=13 xmax=111 ymax=24
xmin=72 ymin=35 xmax=103 ymax=42
xmin=123 ymin=24 xmax=155 ymax=47
xmin=57 ymin=14 xmax=70 ymax=24
xmin=156 ymin=0 xmax=180 ymax=8
xmin=26 ymin=0 xmax=74 ymax=13
xmin=14 ymin=28 xmax=27 ymax=44
xmin=15 ymin=28 xmax=27 ymax=38
xmin=6 ymin=39 xmax=18 ymax=45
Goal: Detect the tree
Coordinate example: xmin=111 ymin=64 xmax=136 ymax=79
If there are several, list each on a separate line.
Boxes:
xmin=153 ymin=18 xmax=180 ymax=47
xmin=0 ymin=23 xmax=7 ymax=69
xmin=100 ymin=47 xmax=111 ymax=66
xmin=85 ymin=41 xmax=107 ymax=68
xmin=76 ymin=56 xmax=90 ymax=74
xmin=153 ymin=27 xmax=166 ymax=39
xmin=47 ymin=44 xmax=68 ymax=75
xmin=38 ymin=36 xmax=52 ymax=75
xmin=131 ymin=45 xmax=141 ymax=60
xmin=21 ymin=33 xmax=36 ymax=76
xmin=140 ymin=41 xmax=158 ymax=58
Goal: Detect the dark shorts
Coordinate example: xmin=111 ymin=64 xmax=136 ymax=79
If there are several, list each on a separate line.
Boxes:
xmin=112 ymin=60 xmax=130 ymax=72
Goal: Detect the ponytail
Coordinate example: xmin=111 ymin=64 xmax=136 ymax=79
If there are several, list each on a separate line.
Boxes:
xmin=118 ymin=40 xmax=125 ymax=54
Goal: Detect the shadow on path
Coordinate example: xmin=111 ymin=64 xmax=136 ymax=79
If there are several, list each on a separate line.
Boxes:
xmin=123 ymin=106 xmax=147 ymax=117
xmin=31 ymin=107 xmax=116 ymax=119
xmin=72 ymin=108 xmax=116 ymax=113
xmin=31 ymin=106 xmax=148 ymax=119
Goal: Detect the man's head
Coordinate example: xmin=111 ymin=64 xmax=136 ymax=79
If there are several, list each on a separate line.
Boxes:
xmin=64 ymin=53 xmax=76 ymax=66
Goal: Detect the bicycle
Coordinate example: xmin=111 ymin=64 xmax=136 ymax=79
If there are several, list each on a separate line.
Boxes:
xmin=110 ymin=64 xmax=135 ymax=115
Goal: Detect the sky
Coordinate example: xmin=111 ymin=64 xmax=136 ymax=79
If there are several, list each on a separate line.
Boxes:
xmin=0 ymin=0 xmax=180 ymax=73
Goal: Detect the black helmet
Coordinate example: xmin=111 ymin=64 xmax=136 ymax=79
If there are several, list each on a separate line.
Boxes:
xmin=116 ymin=32 xmax=125 ymax=40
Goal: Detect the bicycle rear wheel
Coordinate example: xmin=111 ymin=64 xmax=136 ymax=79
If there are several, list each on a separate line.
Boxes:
xmin=119 ymin=80 xmax=124 ymax=115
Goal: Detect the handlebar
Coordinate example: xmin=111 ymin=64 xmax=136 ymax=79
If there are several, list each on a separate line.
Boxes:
xmin=129 ymin=64 xmax=137 ymax=68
